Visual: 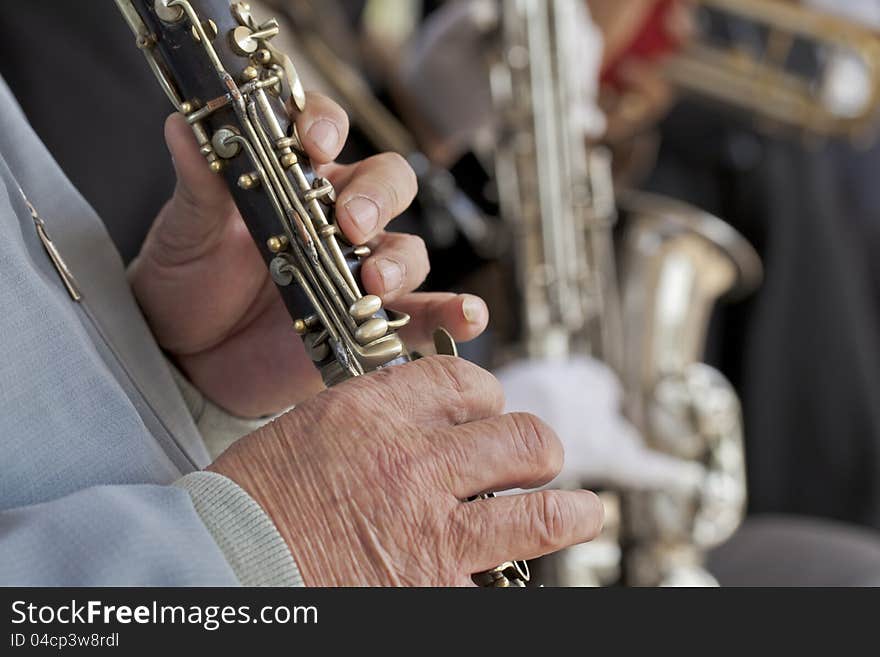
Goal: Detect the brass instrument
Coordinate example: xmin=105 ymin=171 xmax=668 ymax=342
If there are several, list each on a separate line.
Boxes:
xmin=116 ymin=0 xmax=528 ymax=587
xmin=489 ymin=0 xmax=623 ymax=369
xmin=666 ymin=0 xmax=880 ymax=141
xmin=618 ymin=192 xmax=762 ymax=586
xmin=485 ymin=0 xmax=624 ymax=587
xmin=486 ymin=0 xmax=763 ymax=586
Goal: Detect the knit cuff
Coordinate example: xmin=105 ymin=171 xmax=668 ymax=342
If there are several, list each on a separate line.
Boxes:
xmin=175 ymin=471 xmax=304 ymax=587
xmin=167 ymin=360 xmax=281 ymax=460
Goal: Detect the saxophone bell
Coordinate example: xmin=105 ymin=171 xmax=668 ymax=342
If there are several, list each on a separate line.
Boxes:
xmin=617 ymin=191 xmax=763 ymax=587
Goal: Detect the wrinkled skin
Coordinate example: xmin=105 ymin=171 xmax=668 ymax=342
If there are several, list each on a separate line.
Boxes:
xmin=130 ymin=92 xmax=490 ymax=418
xmin=210 ymin=356 xmax=605 ymax=586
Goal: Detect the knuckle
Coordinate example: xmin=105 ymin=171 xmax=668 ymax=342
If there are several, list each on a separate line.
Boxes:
xmin=485 ymin=371 xmax=506 ymax=415
xmin=386 ymin=151 xmax=418 ymax=196
xmin=507 ymin=413 xmax=563 ymax=479
xmin=366 ymin=153 xmax=415 ymax=214
xmin=306 ymin=92 xmax=347 ymax=123
xmin=377 ymin=177 xmax=400 ymax=220
xmin=402 ymin=234 xmax=430 ymax=278
xmin=447 ymin=504 xmax=484 ymax=564
xmin=422 ymin=356 xmax=472 ymax=424
xmin=441 ymin=359 xmax=503 ymax=416
xmin=439 ymin=357 xmax=501 ymax=412
xmin=583 ymin=491 xmax=605 ymax=538
xmin=407 ymin=233 xmax=428 ymax=258
xmin=530 ymin=490 xmax=571 ymax=551
xmin=388 ymin=357 xmax=503 ymax=425
xmin=424 ymin=355 xmax=470 ymax=398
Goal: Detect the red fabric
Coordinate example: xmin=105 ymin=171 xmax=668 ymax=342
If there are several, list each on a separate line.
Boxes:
xmin=601 ymin=0 xmax=684 ymax=85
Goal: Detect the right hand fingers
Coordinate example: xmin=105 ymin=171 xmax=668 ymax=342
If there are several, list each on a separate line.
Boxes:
xmin=454 ymin=489 xmax=605 ymax=573
xmin=333 ymin=355 xmax=505 ymax=428
xmin=432 ymin=412 xmax=564 ymax=498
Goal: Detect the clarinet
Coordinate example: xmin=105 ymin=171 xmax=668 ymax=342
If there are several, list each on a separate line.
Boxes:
xmin=115 ymin=0 xmax=528 ymax=588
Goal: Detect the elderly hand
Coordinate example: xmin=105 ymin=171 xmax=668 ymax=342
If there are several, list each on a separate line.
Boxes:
xmin=130 ymin=93 xmax=488 ymax=418
xmin=209 ymin=356 xmax=605 ymax=586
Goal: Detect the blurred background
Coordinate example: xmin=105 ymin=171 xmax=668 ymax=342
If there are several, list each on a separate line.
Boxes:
xmin=3 ymin=0 xmax=880 ymax=585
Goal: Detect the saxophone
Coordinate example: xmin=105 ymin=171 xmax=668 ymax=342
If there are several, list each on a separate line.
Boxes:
xmin=489 ymin=0 xmax=622 ymax=368
xmin=618 ymin=192 xmax=762 ymax=586
xmin=115 ymin=0 xmax=529 ymax=588
xmin=486 ymin=0 xmax=624 ymax=587
xmin=486 ymin=0 xmax=763 ymax=586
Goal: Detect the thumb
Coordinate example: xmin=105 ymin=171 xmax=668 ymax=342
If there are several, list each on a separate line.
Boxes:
xmin=164 ymin=112 xmax=235 ymax=229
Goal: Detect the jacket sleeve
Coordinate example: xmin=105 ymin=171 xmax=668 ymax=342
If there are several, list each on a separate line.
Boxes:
xmin=0 ymin=472 xmax=303 ymax=587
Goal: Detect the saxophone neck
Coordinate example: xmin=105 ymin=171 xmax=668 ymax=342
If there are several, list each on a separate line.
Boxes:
xmin=490 ymin=0 xmax=623 ymax=368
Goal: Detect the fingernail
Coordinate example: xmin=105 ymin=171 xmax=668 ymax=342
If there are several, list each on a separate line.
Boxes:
xmin=461 ymin=296 xmax=485 ymax=323
xmin=344 ymin=196 xmax=379 ymax=236
xmin=375 ymin=258 xmax=404 ymax=293
xmin=306 ymin=118 xmax=340 ymax=156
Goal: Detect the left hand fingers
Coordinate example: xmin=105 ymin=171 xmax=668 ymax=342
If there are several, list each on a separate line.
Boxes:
xmin=292 ymin=91 xmax=350 ymax=164
xmin=321 ymin=152 xmax=419 ymax=245
xmin=389 ymin=292 xmax=489 ymax=350
xmin=360 ymin=232 xmax=430 ymax=301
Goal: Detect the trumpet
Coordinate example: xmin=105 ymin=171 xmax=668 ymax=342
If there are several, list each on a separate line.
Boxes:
xmin=665 ymin=0 xmax=880 ymax=141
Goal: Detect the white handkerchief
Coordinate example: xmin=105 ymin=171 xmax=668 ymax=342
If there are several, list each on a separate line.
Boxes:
xmin=495 ymin=355 xmax=704 ymax=494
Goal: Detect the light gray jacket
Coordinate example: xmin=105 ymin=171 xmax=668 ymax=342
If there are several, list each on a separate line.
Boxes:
xmin=0 ymin=78 xmax=301 ymax=586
